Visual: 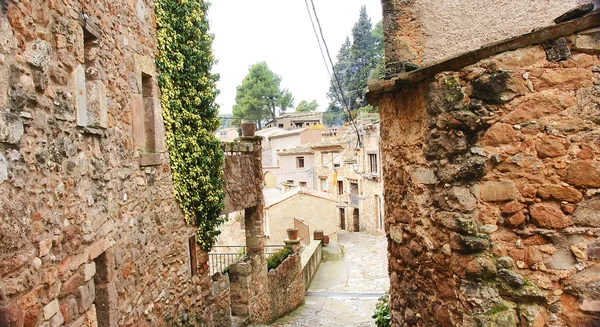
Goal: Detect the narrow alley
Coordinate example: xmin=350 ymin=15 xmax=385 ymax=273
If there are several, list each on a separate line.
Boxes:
xmin=252 ymin=231 xmax=389 ymax=327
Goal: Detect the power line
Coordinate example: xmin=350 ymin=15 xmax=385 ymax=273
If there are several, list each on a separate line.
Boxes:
xmin=304 ymin=0 xmax=363 ymax=148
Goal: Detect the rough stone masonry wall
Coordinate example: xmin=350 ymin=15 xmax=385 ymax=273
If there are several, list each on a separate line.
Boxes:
xmin=0 ymin=1 xmax=218 ymax=326
xmin=375 ymin=38 xmax=600 ymax=326
xmin=267 ymin=247 xmax=304 ymax=321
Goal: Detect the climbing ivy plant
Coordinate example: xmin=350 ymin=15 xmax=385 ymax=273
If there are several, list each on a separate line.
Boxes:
xmin=155 ymin=0 xmax=225 ymax=250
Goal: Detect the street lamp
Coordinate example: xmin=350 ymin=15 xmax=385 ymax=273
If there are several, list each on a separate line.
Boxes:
xmin=352 ymin=162 xmax=359 ymax=173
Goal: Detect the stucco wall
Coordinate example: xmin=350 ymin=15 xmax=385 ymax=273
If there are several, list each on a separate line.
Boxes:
xmin=299 ymin=129 xmax=323 ymax=144
xmin=269 ymin=134 xmax=301 ymax=163
xmin=265 ymin=154 xmax=315 ymax=189
xmin=265 ymin=193 xmax=338 ymax=245
xmin=382 ymin=0 xmax=595 ymax=66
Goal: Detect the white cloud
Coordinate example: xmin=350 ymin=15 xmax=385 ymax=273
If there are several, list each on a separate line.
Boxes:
xmin=209 ymin=0 xmax=383 ymax=115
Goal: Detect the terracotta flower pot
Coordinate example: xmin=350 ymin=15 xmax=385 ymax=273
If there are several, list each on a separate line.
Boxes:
xmin=286 ymin=228 xmax=299 ymax=240
xmin=241 ymin=122 xmax=256 ymax=137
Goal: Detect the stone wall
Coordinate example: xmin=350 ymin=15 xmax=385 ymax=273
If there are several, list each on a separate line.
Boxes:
xmin=381 ymin=0 xmax=593 ymax=68
xmin=301 ymin=240 xmax=322 ymax=291
xmin=370 ymin=28 xmax=600 ymax=326
xmin=221 ymin=141 xmax=262 ymax=215
xmin=0 ymin=1 xmax=233 ymax=326
xmin=209 ymin=273 xmax=231 ymax=327
xmin=267 ymin=244 xmax=304 ymax=322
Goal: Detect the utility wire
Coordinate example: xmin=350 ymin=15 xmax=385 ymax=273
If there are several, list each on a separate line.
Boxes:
xmin=304 ymin=0 xmax=363 ymax=148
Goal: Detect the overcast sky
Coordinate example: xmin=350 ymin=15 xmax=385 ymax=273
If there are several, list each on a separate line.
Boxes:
xmin=209 ymin=0 xmax=383 ymax=115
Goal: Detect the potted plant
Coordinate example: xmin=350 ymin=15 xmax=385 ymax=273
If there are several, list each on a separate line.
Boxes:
xmin=286 ymin=228 xmax=299 ymax=240
xmin=240 ymin=119 xmax=256 ymax=137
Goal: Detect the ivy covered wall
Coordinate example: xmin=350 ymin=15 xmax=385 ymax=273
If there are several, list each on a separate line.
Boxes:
xmin=155 ymin=0 xmax=225 ymax=250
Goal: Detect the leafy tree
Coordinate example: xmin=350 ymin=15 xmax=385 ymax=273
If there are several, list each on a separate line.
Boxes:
xmin=295 ymin=100 xmax=319 ymax=112
xmin=232 ymin=62 xmax=293 ymax=128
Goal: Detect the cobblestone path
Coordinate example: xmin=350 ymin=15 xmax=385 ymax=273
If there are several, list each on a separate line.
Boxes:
xmin=251 ymin=231 xmax=389 ymax=327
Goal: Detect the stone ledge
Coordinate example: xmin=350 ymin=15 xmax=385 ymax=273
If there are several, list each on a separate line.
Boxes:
xmin=139 ymin=152 xmax=162 ymax=167
xmin=79 ymin=126 xmax=106 ymax=137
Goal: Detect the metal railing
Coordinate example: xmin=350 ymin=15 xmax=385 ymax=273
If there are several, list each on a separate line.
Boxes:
xmin=209 ymin=245 xmax=285 ymax=275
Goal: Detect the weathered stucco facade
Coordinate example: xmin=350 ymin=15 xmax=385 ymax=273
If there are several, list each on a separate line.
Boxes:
xmin=381 ymin=0 xmax=595 ymax=68
xmin=369 ymin=9 xmax=600 ymax=327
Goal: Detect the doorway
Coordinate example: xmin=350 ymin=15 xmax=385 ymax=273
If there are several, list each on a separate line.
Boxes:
xmin=339 ymin=208 xmax=346 ymax=230
xmin=353 ymin=209 xmax=360 ymax=232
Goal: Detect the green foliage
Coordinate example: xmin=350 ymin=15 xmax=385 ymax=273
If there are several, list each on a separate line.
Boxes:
xmin=232 ymin=62 xmax=294 ymax=128
xmin=322 ymin=103 xmax=347 ymax=127
xmin=372 ymin=293 xmax=391 ymax=327
xmin=267 ymin=246 xmax=293 ymax=271
xmin=295 ymin=100 xmax=319 ymax=112
xmin=325 ymin=9 xmax=383 ymax=126
xmin=155 ymin=0 xmax=225 ymax=250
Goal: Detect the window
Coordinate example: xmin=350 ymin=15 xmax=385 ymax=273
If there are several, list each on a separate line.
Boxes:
xmin=142 ymin=73 xmax=157 ymax=153
xmin=350 ymin=182 xmax=359 ymax=194
xmin=338 ymin=180 xmax=344 ymax=195
xmin=320 ymin=178 xmax=328 ymax=192
xmin=278 ymin=124 xmax=283 ymax=128
xmin=333 ymin=152 xmax=341 ymax=168
xmin=322 ymin=152 xmax=330 ymax=168
xmin=76 ymin=22 xmax=107 ymax=131
xmin=299 ymin=181 xmax=307 ymax=187
xmin=369 ymin=153 xmax=378 ymax=174
xmin=296 ymin=156 xmax=305 ymax=168
xmin=287 ymin=180 xmax=294 ymax=185
xmin=133 ymin=55 xmax=165 ymax=166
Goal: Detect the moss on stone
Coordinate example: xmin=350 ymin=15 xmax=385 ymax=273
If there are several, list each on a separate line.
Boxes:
xmin=442 ymin=76 xmax=464 ymax=107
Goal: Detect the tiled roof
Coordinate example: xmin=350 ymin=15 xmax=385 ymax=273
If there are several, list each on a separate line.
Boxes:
xmin=278 ymin=143 xmax=315 ymax=156
xmin=265 ymin=188 xmax=337 ymax=209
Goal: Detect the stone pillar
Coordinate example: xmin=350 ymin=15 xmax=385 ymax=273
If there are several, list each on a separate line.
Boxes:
xmin=240 ymin=136 xmax=271 ymax=324
xmin=284 ymin=238 xmax=302 ymax=255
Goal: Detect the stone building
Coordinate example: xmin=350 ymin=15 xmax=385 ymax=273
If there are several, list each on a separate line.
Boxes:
xmin=0 ymin=1 xmax=267 ymax=327
xmin=369 ymin=3 xmax=600 ymax=326
xmin=263 ymin=188 xmax=338 ymax=245
xmin=264 ymin=112 xmax=323 ymax=130
xmin=215 ymin=127 xmax=239 ymax=143
xmin=311 ymin=120 xmax=384 ymax=234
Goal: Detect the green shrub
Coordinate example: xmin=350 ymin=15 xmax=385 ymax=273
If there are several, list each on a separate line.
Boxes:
xmin=267 ymin=246 xmax=293 ymax=271
xmin=372 ymin=293 xmax=390 ymax=327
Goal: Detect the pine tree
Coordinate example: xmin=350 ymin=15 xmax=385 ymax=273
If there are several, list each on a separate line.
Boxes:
xmin=347 ymin=6 xmax=379 ymax=109
xmin=324 ymin=8 xmax=382 ymax=126
xmin=232 ymin=62 xmax=293 ymax=128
